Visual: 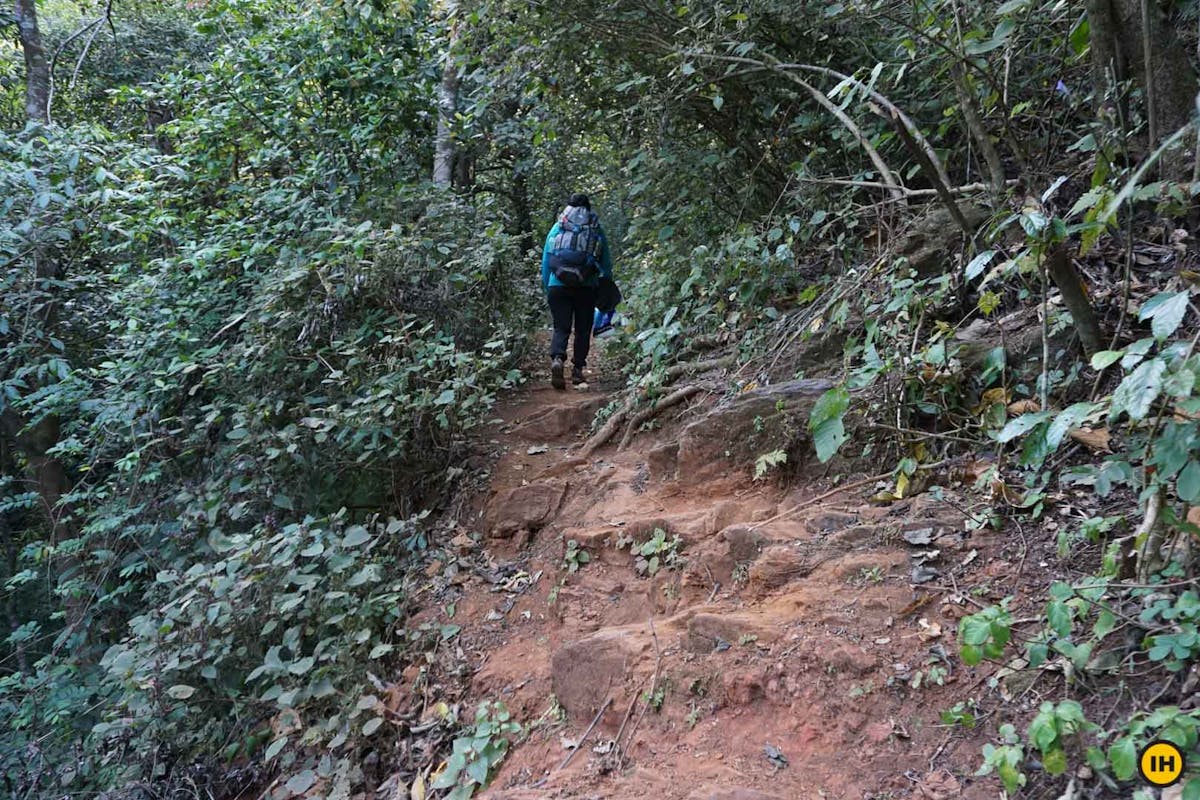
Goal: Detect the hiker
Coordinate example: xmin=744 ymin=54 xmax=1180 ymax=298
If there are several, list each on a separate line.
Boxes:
xmin=541 ymin=193 xmax=614 ymax=389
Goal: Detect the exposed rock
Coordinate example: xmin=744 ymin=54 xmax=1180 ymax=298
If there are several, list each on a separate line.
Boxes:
xmin=722 ymin=525 xmax=768 ymax=562
xmin=895 ymin=203 xmax=989 ymax=277
xmin=646 ymin=441 xmax=679 ymax=480
xmin=687 ymin=789 xmax=787 ymax=800
xmin=511 ymin=397 xmax=605 ymax=439
xmin=685 ymin=612 xmax=780 ymax=652
xmin=487 ymin=482 xmax=566 ymax=538
xmin=676 ymin=379 xmax=834 ymax=483
xmin=804 ymin=511 xmax=858 ymax=533
xmin=551 ymin=630 xmax=643 ymax=722
xmin=722 ymin=669 xmax=767 ymax=705
xmin=821 ymin=644 xmax=878 ymax=675
xmin=827 ymin=525 xmax=878 ymax=547
xmin=747 ymin=546 xmax=815 ymax=595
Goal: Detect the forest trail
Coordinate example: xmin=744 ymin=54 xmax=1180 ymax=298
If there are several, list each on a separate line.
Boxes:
xmin=420 ymin=340 xmax=1006 ymax=800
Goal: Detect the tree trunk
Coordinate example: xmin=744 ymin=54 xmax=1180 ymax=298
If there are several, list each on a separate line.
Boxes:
xmin=1089 ymin=0 xmax=1199 ymax=172
xmin=0 ymin=409 xmax=69 ymax=536
xmin=432 ymin=22 xmax=460 ymax=187
xmin=14 ymin=0 xmax=50 ymax=123
xmin=1045 ymin=245 xmax=1104 ymax=357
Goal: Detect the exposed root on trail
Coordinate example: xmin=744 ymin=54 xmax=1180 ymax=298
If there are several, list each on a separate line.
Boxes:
xmin=618 ymin=383 xmax=708 ymax=450
xmin=580 ymin=354 xmax=735 ymax=456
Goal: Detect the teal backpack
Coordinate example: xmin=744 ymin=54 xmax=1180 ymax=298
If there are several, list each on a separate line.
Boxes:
xmin=548 ymin=206 xmax=602 ymax=286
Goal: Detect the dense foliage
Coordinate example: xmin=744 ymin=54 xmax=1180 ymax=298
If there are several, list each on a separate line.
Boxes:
xmin=4 ymin=0 xmax=1200 ymax=796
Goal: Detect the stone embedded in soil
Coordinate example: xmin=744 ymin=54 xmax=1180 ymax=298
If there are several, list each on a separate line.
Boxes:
xmin=803 ymin=510 xmax=859 ymax=533
xmin=511 ymin=397 xmax=605 ymax=439
xmin=722 ymin=668 xmax=767 ymax=705
xmin=676 ymin=378 xmax=834 ymax=483
xmin=821 ymin=643 xmax=878 ymax=675
xmin=685 ymin=612 xmax=780 ymax=652
xmin=721 ymin=525 xmax=768 ymax=562
xmin=746 ymin=546 xmax=815 ymax=595
xmin=827 ymin=525 xmax=878 ymax=547
xmin=551 ymin=629 xmax=646 ymax=722
xmin=487 ymin=481 xmax=567 ymax=538
xmin=647 ymin=441 xmax=679 ymax=480
xmin=686 ymin=788 xmax=788 ymax=800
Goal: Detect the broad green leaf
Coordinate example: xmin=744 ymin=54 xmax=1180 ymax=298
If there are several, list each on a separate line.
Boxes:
xmin=342 ymin=526 xmax=371 ymax=547
xmin=1090 ymin=350 xmax=1124 ymax=369
xmin=1110 ymin=358 xmax=1167 ymax=421
xmin=1139 ymin=291 xmax=1190 ymax=340
xmin=286 ymin=770 xmax=317 ymax=795
xmin=265 ymin=736 xmax=288 ymax=761
xmin=812 ymin=417 xmax=847 ymax=463
xmin=995 ymin=411 xmax=1053 ymax=443
xmin=1178 ymin=460 xmax=1200 ymax=503
xmin=1108 ymin=737 xmax=1137 ymax=780
xmin=288 ymin=656 xmax=315 ymax=675
xmin=1047 ymin=403 xmax=1097 ymax=449
xmin=965 ymin=249 xmax=997 ymax=281
xmin=809 ymin=386 xmax=850 ymax=428
xmin=1046 ymin=600 xmax=1072 ymax=637
xmin=1042 ymin=747 xmax=1067 ymax=775
xmin=167 ymin=684 xmax=196 ymax=699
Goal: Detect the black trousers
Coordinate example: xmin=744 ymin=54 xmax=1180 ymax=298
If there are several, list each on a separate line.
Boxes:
xmin=547 ymin=285 xmax=597 ymax=368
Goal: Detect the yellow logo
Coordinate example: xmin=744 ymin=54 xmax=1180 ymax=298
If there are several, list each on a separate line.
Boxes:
xmin=1139 ymin=740 xmax=1185 ymax=787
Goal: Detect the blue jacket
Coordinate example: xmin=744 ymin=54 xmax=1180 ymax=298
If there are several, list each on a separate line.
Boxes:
xmin=540 ymin=206 xmax=614 ymax=292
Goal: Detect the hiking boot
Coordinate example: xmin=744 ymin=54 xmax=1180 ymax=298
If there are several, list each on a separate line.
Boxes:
xmin=571 ymin=366 xmax=586 ymax=385
xmin=550 ymin=356 xmax=565 ymax=390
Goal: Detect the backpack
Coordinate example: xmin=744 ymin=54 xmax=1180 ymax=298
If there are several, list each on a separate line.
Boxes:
xmin=548 ymin=206 xmax=602 ymax=286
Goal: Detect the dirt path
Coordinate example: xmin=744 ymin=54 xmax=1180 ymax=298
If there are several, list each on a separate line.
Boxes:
xmin=433 ymin=345 xmax=1000 ymax=799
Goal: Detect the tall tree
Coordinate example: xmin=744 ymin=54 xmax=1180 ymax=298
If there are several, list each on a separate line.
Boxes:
xmin=1088 ymin=0 xmax=1198 ymax=165
xmin=433 ymin=14 xmax=460 ymax=187
xmin=13 ymin=0 xmax=49 ymax=123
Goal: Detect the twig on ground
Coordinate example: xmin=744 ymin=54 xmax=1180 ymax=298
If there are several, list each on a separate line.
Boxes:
xmin=619 ymin=618 xmax=663 ymax=769
xmin=747 ymin=461 xmax=962 ymax=531
xmin=556 ymin=695 xmax=612 ymax=772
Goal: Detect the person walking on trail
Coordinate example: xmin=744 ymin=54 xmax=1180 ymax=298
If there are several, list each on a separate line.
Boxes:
xmin=541 ymin=193 xmax=614 ymax=390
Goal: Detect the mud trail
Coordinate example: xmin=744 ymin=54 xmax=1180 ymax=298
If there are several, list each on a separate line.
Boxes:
xmin=439 ymin=347 xmax=996 ymax=799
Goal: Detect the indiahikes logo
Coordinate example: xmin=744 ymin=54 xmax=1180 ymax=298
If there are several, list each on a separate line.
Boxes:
xmin=1138 ymin=740 xmax=1185 ymax=788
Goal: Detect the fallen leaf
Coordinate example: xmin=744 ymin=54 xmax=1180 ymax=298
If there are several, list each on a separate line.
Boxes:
xmin=990 ymin=478 xmax=1025 ymax=506
xmin=527 ymin=445 xmax=549 ymax=455
xmin=449 ymin=533 xmax=476 ymax=551
xmin=410 ymin=773 xmax=426 ymax=800
xmin=971 ymin=387 xmax=1011 ymax=414
xmin=916 ymin=769 xmax=961 ymax=800
xmin=1007 ymin=398 xmax=1042 ymax=415
xmin=903 ymin=527 xmax=935 ymax=545
xmin=763 ymin=743 xmax=788 ymax=769
xmin=910 ymin=565 xmax=939 ymax=584
xmin=1069 ymin=426 xmax=1111 ymax=452
xmin=560 ymin=735 xmax=579 ymax=751
xmin=917 ymin=618 xmax=942 ymax=641
xmin=961 ymin=549 xmax=979 ymax=567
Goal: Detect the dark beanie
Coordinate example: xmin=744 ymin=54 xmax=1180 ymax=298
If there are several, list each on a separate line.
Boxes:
xmin=568 ymin=193 xmax=591 ymax=209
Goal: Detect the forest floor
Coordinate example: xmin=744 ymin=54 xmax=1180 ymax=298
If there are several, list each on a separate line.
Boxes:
xmin=411 ymin=335 xmax=1052 ymax=800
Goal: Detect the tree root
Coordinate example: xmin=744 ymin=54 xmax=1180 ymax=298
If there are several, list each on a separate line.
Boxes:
xmin=580 ymin=396 xmax=636 ymax=458
xmin=665 ymin=354 xmax=735 ymax=381
xmin=578 ymin=354 xmax=734 ymax=456
xmin=618 ymin=384 xmax=707 ymax=450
